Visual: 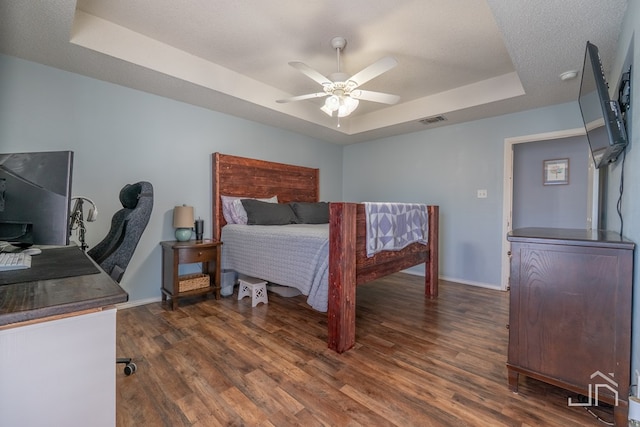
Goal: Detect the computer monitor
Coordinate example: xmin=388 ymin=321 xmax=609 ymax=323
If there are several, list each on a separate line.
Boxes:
xmin=0 ymin=151 xmax=74 ymax=246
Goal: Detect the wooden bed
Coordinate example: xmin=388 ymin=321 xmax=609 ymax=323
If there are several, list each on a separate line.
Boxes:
xmin=212 ymin=152 xmax=439 ymax=353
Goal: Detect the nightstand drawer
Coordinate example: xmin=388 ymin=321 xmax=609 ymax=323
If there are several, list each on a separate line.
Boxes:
xmin=178 ymin=247 xmax=218 ymax=264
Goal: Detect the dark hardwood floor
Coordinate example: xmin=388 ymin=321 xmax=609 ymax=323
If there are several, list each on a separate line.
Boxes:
xmin=116 ymin=274 xmax=611 ymax=426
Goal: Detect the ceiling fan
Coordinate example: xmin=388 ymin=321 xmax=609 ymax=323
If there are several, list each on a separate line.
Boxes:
xmin=276 ymin=37 xmax=400 ymax=118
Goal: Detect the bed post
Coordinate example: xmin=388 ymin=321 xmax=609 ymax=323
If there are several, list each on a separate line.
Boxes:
xmin=425 ymin=205 xmax=439 ymax=298
xmin=328 ymin=202 xmax=357 ymax=353
xmin=212 ymin=153 xmax=222 ymax=241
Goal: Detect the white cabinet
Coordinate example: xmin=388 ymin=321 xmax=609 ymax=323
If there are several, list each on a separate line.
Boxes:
xmin=0 ymin=309 xmax=117 ymax=427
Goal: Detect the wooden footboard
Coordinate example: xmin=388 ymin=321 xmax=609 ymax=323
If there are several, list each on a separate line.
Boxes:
xmin=328 ymin=203 xmax=439 ymax=353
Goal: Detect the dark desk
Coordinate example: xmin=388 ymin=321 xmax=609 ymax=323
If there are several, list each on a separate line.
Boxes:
xmin=0 ymin=246 xmax=128 ymax=325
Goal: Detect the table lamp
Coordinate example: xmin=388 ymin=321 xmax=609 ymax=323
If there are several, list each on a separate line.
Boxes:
xmin=173 ymin=205 xmax=194 ymax=241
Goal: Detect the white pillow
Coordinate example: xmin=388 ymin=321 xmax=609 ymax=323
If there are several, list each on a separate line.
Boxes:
xmin=220 ymin=195 xmax=239 ymax=223
xmin=220 ymin=195 xmax=277 ymax=224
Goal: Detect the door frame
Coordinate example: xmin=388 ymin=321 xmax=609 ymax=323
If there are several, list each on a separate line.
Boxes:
xmin=501 ymin=127 xmax=595 ymax=290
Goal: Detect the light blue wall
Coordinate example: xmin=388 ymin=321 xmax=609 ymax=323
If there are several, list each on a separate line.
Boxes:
xmin=609 ymin=4 xmax=640 ymax=386
xmin=343 ymin=102 xmax=583 ymax=287
xmin=0 ymin=54 xmax=343 ymax=303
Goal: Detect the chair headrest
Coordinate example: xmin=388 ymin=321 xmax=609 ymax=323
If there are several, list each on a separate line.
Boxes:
xmin=120 ymin=183 xmax=142 ymax=209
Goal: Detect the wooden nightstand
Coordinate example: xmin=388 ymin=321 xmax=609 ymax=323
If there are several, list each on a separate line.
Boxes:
xmin=160 ymin=239 xmax=222 ymax=310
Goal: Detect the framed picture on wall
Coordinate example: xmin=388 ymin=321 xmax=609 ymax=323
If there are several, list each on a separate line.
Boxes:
xmin=543 ymin=158 xmax=569 ymax=185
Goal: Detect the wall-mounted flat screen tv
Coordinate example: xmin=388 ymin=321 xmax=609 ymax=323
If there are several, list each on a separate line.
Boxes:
xmin=578 ymin=41 xmax=628 ymax=169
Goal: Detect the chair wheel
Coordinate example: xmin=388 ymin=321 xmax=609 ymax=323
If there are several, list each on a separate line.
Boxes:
xmin=123 ymin=362 xmax=137 ymax=376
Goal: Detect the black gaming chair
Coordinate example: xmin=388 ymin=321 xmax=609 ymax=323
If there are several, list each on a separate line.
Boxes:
xmin=88 ymin=181 xmax=153 ymax=375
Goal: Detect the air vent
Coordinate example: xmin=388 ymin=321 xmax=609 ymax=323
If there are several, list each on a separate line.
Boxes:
xmin=419 ymin=115 xmax=447 ymax=125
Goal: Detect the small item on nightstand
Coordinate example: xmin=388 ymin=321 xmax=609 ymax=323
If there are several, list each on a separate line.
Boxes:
xmin=194 ymin=218 xmax=204 ymax=240
xmin=173 ymin=205 xmax=194 ymax=241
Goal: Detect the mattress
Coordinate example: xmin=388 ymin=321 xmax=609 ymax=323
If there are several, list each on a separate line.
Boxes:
xmin=220 ymin=224 xmax=329 ymax=311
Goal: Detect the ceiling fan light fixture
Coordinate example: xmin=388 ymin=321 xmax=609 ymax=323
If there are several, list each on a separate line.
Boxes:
xmin=322 ymin=94 xmax=359 ymax=117
xmin=320 ymin=104 xmax=333 ymax=116
xmin=324 ymin=95 xmax=340 ymax=109
xmin=339 ymin=96 xmax=359 ymax=117
xmin=345 ymin=80 xmax=358 ymax=91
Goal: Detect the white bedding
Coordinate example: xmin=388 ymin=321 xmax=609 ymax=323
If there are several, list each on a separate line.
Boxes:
xmin=220 ymin=224 xmax=329 ymax=311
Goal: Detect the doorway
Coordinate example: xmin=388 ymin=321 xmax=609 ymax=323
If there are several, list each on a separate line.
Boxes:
xmin=500 ymin=128 xmax=595 ymax=289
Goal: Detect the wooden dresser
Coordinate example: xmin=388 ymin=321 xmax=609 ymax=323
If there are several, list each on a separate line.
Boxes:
xmin=507 ymin=228 xmax=634 ymax=426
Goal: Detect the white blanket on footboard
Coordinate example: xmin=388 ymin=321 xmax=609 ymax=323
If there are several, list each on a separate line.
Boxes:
xmin=364 ymin=202 xmax=429 ymax=257
xmin=220 ymin=224 xmax=329 ymax=312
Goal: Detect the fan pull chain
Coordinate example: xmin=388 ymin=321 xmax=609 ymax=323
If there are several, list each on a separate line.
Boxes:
xmin=336 ymin=42 xmax=342 ymax=129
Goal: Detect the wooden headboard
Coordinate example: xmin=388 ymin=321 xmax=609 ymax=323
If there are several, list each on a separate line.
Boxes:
xmin=212 ymin=152 xmax=319 ymax=240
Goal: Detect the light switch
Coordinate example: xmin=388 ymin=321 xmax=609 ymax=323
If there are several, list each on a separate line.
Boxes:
xmin=477 ymin=189 xmax=487 ymax=198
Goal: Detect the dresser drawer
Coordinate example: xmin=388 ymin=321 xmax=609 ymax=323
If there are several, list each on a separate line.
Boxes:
xmin=177 ymin=247 xmax=218 ymax=264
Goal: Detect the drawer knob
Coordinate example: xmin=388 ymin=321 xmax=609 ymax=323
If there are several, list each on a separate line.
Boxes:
xmin=198 ymin=251 xmax=203 ymax=256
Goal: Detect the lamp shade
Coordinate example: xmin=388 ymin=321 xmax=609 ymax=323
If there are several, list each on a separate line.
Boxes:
xmin=173 ymin=205 xmax=194 ymax=228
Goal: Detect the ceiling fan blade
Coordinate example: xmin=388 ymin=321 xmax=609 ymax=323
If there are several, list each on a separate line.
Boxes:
xmin=289 ymin=61 xmax=332 ymax=86
xmin=347 ymin=56 xmax=398 ymax=87
xmin=276 ymin=92 xmax=328 ymax=103
xmin=350 ymin=90 xmax=400 ymax=105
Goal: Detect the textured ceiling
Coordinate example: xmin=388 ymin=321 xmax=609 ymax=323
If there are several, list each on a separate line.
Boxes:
xmin=0 ymin=0 xmax=628 ymax=144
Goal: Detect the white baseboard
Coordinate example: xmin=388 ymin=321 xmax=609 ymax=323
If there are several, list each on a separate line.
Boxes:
xmin=117 ymin=296 xmax=161 ymax=310
xmin=401 ymin=268 xmax=504 ymax=291
xmin=119 ymin=272 xmax=505 ymax=310
xmin=439 ymin=275 xmax=503 ymax=291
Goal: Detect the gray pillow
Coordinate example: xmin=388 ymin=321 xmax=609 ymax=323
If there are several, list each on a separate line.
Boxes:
xmin=290 ymin=202 xmax=329 ymax=224
xmin=241 ymin=199 xmax=298 ymax=225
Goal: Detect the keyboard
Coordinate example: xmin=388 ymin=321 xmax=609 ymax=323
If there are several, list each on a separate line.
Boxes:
xmin=0 ymin=252 xmax=32 ymax=271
